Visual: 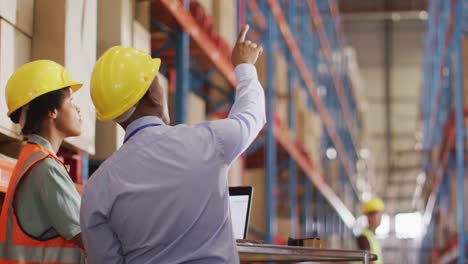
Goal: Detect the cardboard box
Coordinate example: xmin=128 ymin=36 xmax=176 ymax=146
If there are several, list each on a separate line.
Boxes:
xmin=187 ymin=92 xmax=206 ymax=125
xmin=197 ymin=0 xmax=213 ymax=16
xmin=33 ymin=0 xmax=97 ymax=154
xmin=212 ymin=0 xmax=236 ymax=47
xmin=328 ymin=159 xmax=339 ymax=192
xmin=133 ymin=20 xmax=151 ymax=53
xmin=97 ymin=0 xmax=134 ymax=56
xmin=0 ymin=0 xmax=16 ymax=28
xmin=16 ymin=0 xmax=34 ymax=37
xmin=256 ymin=53 xmax=267 ymax=89
xmin=244 ymin=169 xmax=268 ymax=238
xmin=275 ymin=97 xmax=288 ymax=127
xmin=274 ymin=53 xmax=288 ymax=95
xmin=134 ymin=0 xmax=150 ymax=30
xmin=0 ymin=0 xmax=34 ymax=36
xmin=0 ymin=19 xmax=30 ymax=139
xmin=228 ymin=157 xmax=243 ymax=187
xmin=277 ymin=217 xmax=290 ymax=239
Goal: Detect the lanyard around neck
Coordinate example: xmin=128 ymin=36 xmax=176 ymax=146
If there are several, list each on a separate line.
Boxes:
xmin=124 ymin=123 xmax=161 ymax=143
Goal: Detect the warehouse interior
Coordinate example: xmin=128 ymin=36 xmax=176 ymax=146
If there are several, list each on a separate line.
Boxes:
xmin=0 ymin=0 xmax=466 ymax=263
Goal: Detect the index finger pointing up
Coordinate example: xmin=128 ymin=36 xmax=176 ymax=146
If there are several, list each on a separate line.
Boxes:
xmin=237 ymin=24 xmax=250 ymax=43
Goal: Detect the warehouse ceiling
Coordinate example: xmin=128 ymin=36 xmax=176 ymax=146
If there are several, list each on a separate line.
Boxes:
xmin=339 ymin=0 xmax=427 ymax=215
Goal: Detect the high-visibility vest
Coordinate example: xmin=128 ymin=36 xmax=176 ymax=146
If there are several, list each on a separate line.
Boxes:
xmin=361 ymin=228 xmax=383 ymax=264
xmin=0 ymin=143 xmax=83 ymax=263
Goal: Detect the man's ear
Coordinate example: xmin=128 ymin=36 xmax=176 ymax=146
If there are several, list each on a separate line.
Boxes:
xmin=146 ymin=80 xmax=164 ymax=107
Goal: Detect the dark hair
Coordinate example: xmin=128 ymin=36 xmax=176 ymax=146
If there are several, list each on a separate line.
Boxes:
xmin=10 ymin=88 xmax=69 ymax=135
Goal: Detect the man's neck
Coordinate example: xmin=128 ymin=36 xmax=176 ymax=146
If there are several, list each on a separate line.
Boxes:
xmin=120 ymin=113 xmax=165 ymax=130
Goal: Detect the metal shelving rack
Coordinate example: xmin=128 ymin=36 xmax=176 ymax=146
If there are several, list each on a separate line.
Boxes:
xmin=419 ymin=0 xmax=466 ymax=262
xmin=150 ymin=0 xmax=363 ymax=250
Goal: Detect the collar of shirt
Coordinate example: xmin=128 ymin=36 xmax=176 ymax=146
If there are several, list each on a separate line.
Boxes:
xmin=28 ymin=134 xmax=55 ymax=154
xmin=125 ymin=116 xmax=166 ymax=139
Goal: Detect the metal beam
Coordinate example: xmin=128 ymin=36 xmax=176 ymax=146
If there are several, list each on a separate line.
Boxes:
xmin=286 ymin=0 xmax=298 ymax=238
xmin=264 ymin=0 xmax=277 ymax=244
xmin=453 ymin=1 xmax=465 ymax=260
xmin=174 ymin=0 xmax=190 ymax=124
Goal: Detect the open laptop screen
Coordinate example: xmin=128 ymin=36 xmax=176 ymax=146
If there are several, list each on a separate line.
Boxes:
xmin=229 ymin=187 xmax=253 ymax=240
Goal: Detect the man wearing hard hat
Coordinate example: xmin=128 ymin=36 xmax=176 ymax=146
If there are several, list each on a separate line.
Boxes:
xmin=80 ymin=25 xmax=264 ymax=263
xmin=357 ymin=198 xmax=385 ymax=264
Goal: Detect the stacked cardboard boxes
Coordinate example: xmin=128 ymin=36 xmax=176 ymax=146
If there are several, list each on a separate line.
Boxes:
xmin=0 ymin=0 xmax=34 ymax=140
xmin=32 ymin=0 xmax=97 ymax=154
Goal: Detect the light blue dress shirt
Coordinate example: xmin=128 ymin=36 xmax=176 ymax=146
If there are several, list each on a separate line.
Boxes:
xmin=80 ymin=64 xmax=266 ymax=264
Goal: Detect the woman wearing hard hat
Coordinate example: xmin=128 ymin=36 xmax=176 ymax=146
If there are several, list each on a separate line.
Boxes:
xmin=0 ymin=60 xmax=85 ymax=263
xmin=357 ymin=198 xmax=385 ymax=264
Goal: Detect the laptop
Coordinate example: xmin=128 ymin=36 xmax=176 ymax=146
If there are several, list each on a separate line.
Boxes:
xmin=228 ymin=186 xmax=253 ymax=240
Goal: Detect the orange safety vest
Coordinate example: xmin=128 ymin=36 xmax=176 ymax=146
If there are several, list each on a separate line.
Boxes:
xmin=0 ymin=143 xmax=83 ymax=263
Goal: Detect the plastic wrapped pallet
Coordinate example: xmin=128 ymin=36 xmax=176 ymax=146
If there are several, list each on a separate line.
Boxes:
xmin=33 ymin=0 xmax=97 ymax=154
xmin=0 ymin=19 xmax=30 ymax=139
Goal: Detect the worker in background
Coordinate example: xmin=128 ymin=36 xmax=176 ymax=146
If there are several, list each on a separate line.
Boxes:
xmin=0 ymin=60 xmax=85 ymax=263
xmin=80 ymin=25 xmax=264 ymax=263
xmin=357 ymin=198 xmax=385 ymax=264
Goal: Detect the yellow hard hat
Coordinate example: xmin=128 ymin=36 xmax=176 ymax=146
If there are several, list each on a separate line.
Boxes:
xmin=363 ymin=198 xmax=385 ymax=214
xmin=5 ymin=60 xmax=82 ymax=116
xmin=90 ymin=46 xmax=161 ymax=121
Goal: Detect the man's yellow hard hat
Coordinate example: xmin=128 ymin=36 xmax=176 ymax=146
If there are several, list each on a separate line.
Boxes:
xmin=90 ymin=46 xmax=161 ymax=121
xmin=5 ymin=60 xmax=82 ymax=116
xmin=363 ymin=198 xmax=385 ymax=214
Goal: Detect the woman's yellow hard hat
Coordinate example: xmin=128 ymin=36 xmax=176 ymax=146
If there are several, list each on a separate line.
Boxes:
xmin=5 ymin=60 xmax=82 ymax=116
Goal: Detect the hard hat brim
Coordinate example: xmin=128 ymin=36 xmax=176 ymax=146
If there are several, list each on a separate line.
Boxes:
xmin=7 ymin=81 xmax=84 ymax=116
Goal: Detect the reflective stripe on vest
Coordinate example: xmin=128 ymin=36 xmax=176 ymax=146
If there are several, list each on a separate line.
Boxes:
xmin=361 ymin=229 xmax=383 ymax=264
xmin=0 ymin=144 xmax=82 ymax=263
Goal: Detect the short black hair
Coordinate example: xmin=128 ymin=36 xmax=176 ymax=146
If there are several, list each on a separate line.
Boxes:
xmin=10 ymin=88 xmax=69 ymax=135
